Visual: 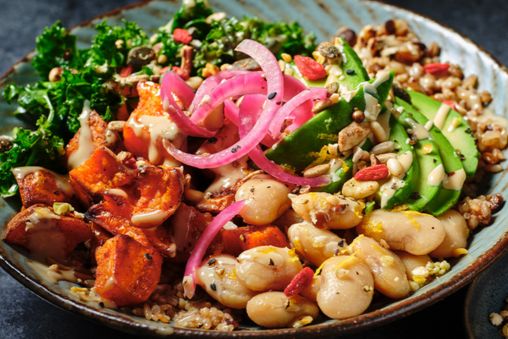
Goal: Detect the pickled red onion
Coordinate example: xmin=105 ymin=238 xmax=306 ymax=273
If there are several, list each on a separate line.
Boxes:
xmin=182 ymin=200 xmax=245 ymax=299
xmin=163 ymin=39 xmax=284 ymax=169
xmin=238 ymin=97 xmax=329 ymax=187
xmin=269 ymin=88 xmax=328 ymax=138
xmin=160 ymin=72 xmax=215 ymax=137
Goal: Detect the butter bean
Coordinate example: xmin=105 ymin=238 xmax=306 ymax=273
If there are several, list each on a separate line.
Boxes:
xmin=236 ymin=246 xmax=302 ymax=292
xmin=357 ymin=210 xmax=445 ymax=255
xmin=246 ymin=292 xmax=319 ymax=328
xmin=430 ymin=210 xmax=469 ymax=258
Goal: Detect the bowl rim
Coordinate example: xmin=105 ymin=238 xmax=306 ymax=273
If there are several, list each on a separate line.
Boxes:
xmin=0 ymin=0 xmax=507 ymax=337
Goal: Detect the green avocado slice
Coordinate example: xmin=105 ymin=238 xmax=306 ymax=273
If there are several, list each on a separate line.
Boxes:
xmin=379 ymin=117 xmax=419 ymax=209
xmin=407 ymin=90 xmax=479 ymax=177
xmin=395 ymin=98 xmax=464 ymax=215
xmin=393 ymin=100 xmax=444 ymax=211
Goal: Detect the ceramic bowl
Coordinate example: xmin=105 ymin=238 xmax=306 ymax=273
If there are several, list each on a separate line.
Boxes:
xmin=0 ymin=0 xmax=507 ymax=337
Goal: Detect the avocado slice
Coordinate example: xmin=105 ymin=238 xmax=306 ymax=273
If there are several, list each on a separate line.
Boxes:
xmin=407 ymin=90 xmax=479 ymax=177
xmin=393 ymin=101 xmax=444 ymax=210
xmin=378 ymin=117 xmax=419 ymax=209
xmin=395 ymin=98 xmax=464 ymax=215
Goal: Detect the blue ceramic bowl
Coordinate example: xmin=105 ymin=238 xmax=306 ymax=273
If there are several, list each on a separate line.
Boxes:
xmin=0 ymin=0 xmax=507 ymax=337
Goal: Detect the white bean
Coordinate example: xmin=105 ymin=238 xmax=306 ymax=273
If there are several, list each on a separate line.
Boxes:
xmin=236 ymin=246 xmax=302 ymax=292
xmin=430 ymin=210 xmax=469 ymax=258
xmin=235 ymin=176 xmax=291 ymax=225
xmin=349 ymin=235 xmax=410 ymax=299
xmin=357 ymin=210 xmax=445 ymax=255
xmin=316 ymin=256 xmax=374 ymax=320
xmin=289 ymin=192 xmax=364 ymax=229
xmin=288 ymin=221 xmax=345 ymax=266
xmin=246 ymin=292 xmax=319 ymax=328
xmin=196 ymin=255 xmax=255 ymax=309
xmin=396 ymin=252 xmax=431 ymax=280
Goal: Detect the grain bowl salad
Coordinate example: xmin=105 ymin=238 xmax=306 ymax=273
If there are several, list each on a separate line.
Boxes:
xmin=1 ymin=0 xmax=506 ymax=331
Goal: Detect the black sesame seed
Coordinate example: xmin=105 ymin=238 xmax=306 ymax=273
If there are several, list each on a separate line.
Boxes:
xmin=410 ymin=192 xmax=421 ymax=200
xmin=144 ymin=253 xmax=153 ymax=260
xmin=210 ymin=282 xmax=217 ymax=291
xmin=267 ymin=92 xmax=277 ymax=100
xmin=346 ymin=69 xmax=356 ymax=75
xmin=208 ymin=258 xmax=217 ymax=266
xmin=208 ymin=137 xmax=218 ymax=144
xmin=269 ymin=258 xmax=275 ymax=266
xmin=231 ymin=145 xmax=241 ymax=153
xmin=250 ymin=187 xmax=255 ymax=193
xmin=99 ymin=302 xmax=105 ymax=308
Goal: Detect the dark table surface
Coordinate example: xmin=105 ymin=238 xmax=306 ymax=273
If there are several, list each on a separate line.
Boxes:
xmin=0 ymin=0 xmax=506 ymax=338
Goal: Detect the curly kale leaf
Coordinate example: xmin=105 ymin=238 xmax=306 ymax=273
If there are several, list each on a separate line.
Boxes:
xmin=85 ymin=20 xmax=148 ymax=72
xmin=193 ymin=17 xmax=316 ymax=75
xmin=0 ymin=96 xmax=64 ymax=197
xmin=31 ymin=21 xmax=79 ymax=78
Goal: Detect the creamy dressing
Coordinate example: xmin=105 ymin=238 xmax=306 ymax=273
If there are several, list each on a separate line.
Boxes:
xmin=406 ymin=118 xmax=429 ymax=140
xmin=131 ymin=209 xmax=170 ymax=227
xmin=328 ymin=158 xmax=344 ymax=182
xmin=12 ymin=166 xmax=73 ymax=195
xmin=363 ymin=92 xmax=381 ymax=121
xmin=433 ymin=104 xmax=450 ymax=130
xmin=447 ymin=117 xmax=460 ymax=132
xmin=379 ymin=177 xmax=405 ymax=208
xmin=104 ymin=188 xmax=128 ymax=199
xmin=427 ymin=164 xmax=445 ymax=186
xmin=27 ymin=260 xmax=77 ymax=285
xmin=206 ymin=161 xmax=248 ymax=194
xmin=68 ymin=101 xmax=94 ymax=169
xmin=443 ymin=168 xmax=466 ymax=190
xmin=128 ymin=114 xmax=180 ymax=164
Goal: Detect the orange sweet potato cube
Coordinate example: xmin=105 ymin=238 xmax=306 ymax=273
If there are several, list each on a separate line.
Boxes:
xmin=69 ymin=147 xmax=135 ymax=206
xmin=94 ymin=235 xmax=162 ymax=306
xmin=218 ymin=225 xmax=288 ymax=256
xmin=3 ymin=205 xmax=92 ymax=261
xmin=13 ymin=167 xmax=74 ymax=208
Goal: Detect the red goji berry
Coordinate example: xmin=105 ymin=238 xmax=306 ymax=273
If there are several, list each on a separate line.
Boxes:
xmin=119 ymin=65 xmax=133 ymax=77
xmin=294 ymin=55 xmax=327 ymax=81
xmin=423 ymin=63 xmax=449 ymax=76
xmin=283 ymin=267 xmax=314 ymax=297
xmin=442 ymin=99 xmax=457 ymax=111
xmin=173 ymin=28 xmax=193 ymax=44
xmin=354 ymin=164 xmax=389 ymax=181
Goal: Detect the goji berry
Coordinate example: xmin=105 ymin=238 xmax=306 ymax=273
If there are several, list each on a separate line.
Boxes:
xmin=173 ymin=28 xmax=193 ymax=44
xmin=294 ymin=55 xmax=327 ymax=81
xmin=354 ymin=164 xmax=389 ymax=181
xmin=119 ymin=65 xmax=133 ymax=77
xmin=423 ymin=63 xmax=449 ymax=76
xmin=284 ymin=267 xmax=314 ymax=297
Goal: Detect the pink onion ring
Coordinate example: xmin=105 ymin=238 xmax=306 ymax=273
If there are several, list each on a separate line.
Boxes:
xmin=182 ymin=200 xmax=245 ymax=299
xmin=269 ymin=88 xmax=328 ymax=138
xmin=161 ymin=72 xmax=216 ymax=138
xmin=163 ymin=39 xmax=284 ymax=169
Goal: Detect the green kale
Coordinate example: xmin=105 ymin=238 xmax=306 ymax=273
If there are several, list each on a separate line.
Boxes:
xmin=85 ymin=20 xmax=148 ymax=73
xmin=170 ymin=0 xmax=213 ymax=32
xmin=0 ymin=96 xmax=64 ymax=197
xmin=193 ymin=17 xmax=316 ymax=75
xmin=31 ymin=21 xmax=79 ymax=78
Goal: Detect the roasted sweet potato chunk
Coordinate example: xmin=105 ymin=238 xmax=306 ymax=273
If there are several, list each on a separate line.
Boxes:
xmin=86 ymin=196 xmax=176 ymax=258
xmin=3 ymin=205 xmax=92 ymax=261
xmin=168 ymin=203 xmax=210 ymax=263
xmin=13 ymin=166 xmax=74 ymax=208
xmin=69 ymin=147 xmax=135 ymax=206
xmin=94 ymin=235 xmax=162 ymax=306
xmin=66 ymin=110 xmax=108 ymax=169
xmin=216 ymin=225 xmax=289 ymax=256
xmin=131 ymin=166 xmax=184 ymax=228
xmin=123 ymin=81 xmax=183 ymax=165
